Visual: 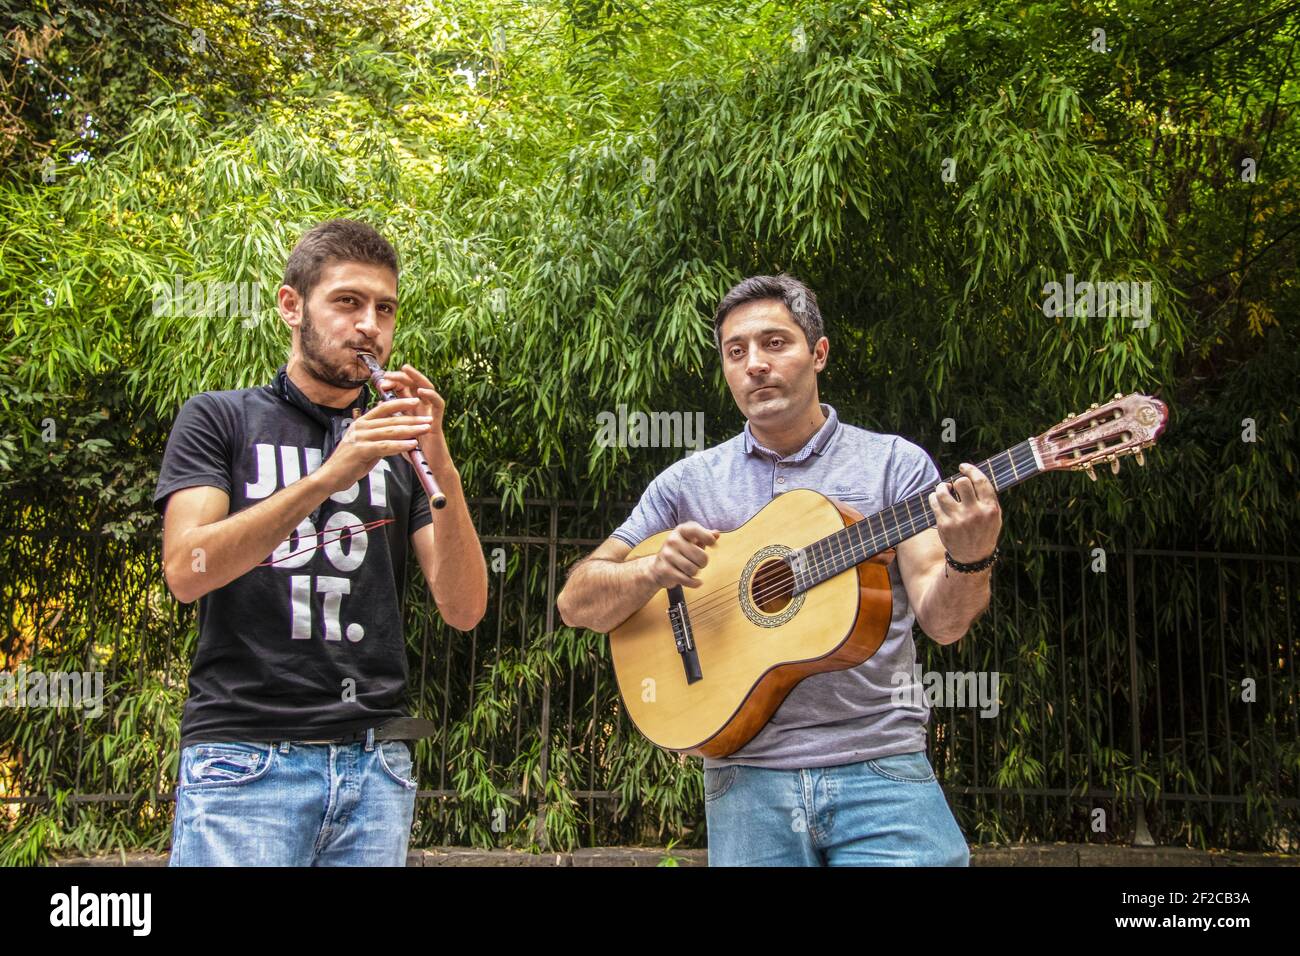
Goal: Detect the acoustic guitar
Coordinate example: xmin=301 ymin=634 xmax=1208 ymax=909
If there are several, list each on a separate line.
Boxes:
xmin=608 ymin=392 xmax=1169 ymax=757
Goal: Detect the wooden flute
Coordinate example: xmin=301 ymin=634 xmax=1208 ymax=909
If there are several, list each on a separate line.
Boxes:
xmin=356 ymin=351 xmax=447 ymax=510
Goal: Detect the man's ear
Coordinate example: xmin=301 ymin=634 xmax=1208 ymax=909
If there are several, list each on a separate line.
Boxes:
xmin=278 ymin=284 xmax=302 ymax=329
xmin=813 ymin=335 xmax=830 ymax=372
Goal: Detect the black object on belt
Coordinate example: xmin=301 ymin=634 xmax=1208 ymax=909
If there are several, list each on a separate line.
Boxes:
xmin=308 ymin=717 xmax=439 ymax=744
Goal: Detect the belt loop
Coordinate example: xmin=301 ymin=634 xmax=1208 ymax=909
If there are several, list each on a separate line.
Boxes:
xmin=279 ymin=741 xmax=290 ymax=754
xmin=364 ymin=727 xmax=375 ymax=752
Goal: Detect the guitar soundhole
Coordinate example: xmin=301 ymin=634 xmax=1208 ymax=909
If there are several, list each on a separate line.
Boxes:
xmin=751 ymin=559 xmax=795 ymax=613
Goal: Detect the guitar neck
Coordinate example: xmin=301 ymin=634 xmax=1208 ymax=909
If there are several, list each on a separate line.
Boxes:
xmin=790 ymin=439 xmax=1040 ymax=593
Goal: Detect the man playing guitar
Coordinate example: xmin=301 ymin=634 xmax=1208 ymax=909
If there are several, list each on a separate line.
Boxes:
xmin=557 ymin=274 xmax=1002 ymax=866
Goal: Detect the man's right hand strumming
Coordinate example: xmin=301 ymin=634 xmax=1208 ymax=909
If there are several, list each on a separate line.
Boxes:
xmin=557 ymin=521 xmax=721 ymax=634
xmin=646 ymin=522 xmax=720 ymax=589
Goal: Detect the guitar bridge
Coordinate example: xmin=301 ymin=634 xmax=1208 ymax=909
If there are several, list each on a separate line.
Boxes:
xmin=666 ymin=586 xmax=702 ymax=684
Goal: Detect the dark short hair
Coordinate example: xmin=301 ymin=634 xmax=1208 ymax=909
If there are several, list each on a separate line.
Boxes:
xmin=283 ymin=219 xmax=399 ymax=301
xmin=712 ymin=274 xmax=824 ymax=353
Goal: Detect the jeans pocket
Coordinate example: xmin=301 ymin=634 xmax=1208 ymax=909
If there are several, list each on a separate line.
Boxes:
xmin=181 ymin=742 xmax=274 ymax=791
xmin=376 ymin=740 xmax=418 ymax=789
xmin=703 ymin=765 xmax=738 ymax=802
xmin=865 ymin=750 xmax=937 ymax=784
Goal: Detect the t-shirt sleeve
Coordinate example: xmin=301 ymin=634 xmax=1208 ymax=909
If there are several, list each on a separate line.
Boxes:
xmin=408 ymin=471 xmax=434 ymax=535
xmin=609 ymin=466 xmax=681 ymax=548
xmin=887 ymin=437 xmax=942 ymax=505
xmin=153 ymin=393 xmax=234 ymax=516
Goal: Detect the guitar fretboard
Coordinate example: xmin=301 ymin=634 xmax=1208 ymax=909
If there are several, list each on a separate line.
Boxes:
xmin=789 ymin=440 xmax=1039 ymax=593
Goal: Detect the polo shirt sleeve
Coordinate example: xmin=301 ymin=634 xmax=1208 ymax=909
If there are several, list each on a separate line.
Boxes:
xmin=887 ymin=437 xmax=942 ymax=505
xmin=609 ymin=465 xmax=682 ymax=549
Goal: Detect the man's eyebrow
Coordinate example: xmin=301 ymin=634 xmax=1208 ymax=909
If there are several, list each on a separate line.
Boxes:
xmin=722 ymin=326 xmax=793 ymax=345
xmin=329 ymin=287 xmax=399 ymax=306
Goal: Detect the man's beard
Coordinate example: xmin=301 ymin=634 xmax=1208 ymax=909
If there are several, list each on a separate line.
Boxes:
xmin=299 ymin=303 xmax=374 ymax=390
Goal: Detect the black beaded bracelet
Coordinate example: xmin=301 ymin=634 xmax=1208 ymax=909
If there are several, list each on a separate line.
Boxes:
xmin=944 ymin=547 xmax=1000 ymax=575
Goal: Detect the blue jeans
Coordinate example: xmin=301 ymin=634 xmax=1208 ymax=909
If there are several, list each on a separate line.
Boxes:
xmin=169 ymin=728 xmax=418 ymax=866
xmin=704 ymin=750 xmax=970 ymax=866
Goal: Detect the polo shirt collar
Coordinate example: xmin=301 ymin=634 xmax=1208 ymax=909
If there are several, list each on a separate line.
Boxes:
xmin=743 ymin=403 xmax=840 ymax=462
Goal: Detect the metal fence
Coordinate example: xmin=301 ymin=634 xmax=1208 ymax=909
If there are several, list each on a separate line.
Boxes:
xmin=2 ymin=498 xmax=1297 ymax=852
xmin=927 ymin=539 xmax=1299 ymax=850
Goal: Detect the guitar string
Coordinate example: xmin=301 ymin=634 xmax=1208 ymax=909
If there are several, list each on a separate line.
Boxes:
xmin=680 ymin=466 xmax=1004 ymax=626
xmin=714 ymin=444 xmax=1037 ymax=620
xmin=677 ymin=450 xmax=1032 ymax=629
xmin=683 ymin=494 xmax=944 ymax=631
xmin=681 ymin=444 xmax=1034 ymax=616
xmin=683 ymin=490 xmax=941 ymax=624
xmin=683 ymin=452 xmax=1027 ymax=631
xmin=735 ymin=447 xmax=1033 ymax=614
xmin=753 ymin=442 xmax=1035 ymax=604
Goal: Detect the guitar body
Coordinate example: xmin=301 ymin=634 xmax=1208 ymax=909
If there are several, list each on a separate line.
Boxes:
xmin=609 ymin=489 xmax=895 ymax=757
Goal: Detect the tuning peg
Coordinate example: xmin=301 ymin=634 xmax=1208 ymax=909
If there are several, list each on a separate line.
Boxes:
xmin=1089 ymin=402 xmax=1098 ymax=409
xmin=1114 ymin=392 xmax=1123 ymax=400
xmin=1085 ymin=465 xmax=1097 ymax=481
xmin=1110 ymin=458 xmax=1121 ymax=475
xmin=1135 ymin=450 xmax=1145 ymax=466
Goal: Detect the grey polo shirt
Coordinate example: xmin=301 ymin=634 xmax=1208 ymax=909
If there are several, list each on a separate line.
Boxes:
xmin=610 ymin=403 xmax=941 ymax=770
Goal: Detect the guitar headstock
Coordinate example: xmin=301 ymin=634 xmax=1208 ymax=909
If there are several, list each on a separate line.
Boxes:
xmin=1034 ymin=392 xmax=1169 ymax=480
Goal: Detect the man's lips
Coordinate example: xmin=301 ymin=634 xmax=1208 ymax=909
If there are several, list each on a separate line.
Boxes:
xmin=751 ymin=385 xmax=780 ymax=396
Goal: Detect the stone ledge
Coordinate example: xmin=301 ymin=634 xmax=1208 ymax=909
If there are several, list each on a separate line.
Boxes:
xmin=47 ymin=843 xmax=1299 ymax=867
xmin=972 ymin=843 xmax=1299 ymax=867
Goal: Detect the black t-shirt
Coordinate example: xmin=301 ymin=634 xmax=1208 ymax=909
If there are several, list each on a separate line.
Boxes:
xmin=152 ymin=384 xmax=433 ymax=748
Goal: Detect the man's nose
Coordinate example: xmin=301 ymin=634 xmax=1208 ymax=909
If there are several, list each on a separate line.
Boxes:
xmin=745 ymin=347 xmax=769 ymax=375
xmin=355 ymin=306 xmax=381 ymax=338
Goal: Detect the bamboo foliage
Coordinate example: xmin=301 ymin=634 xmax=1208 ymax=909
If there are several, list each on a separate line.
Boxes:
xmin=1 ymin=0 xmax=1297 ymax=860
